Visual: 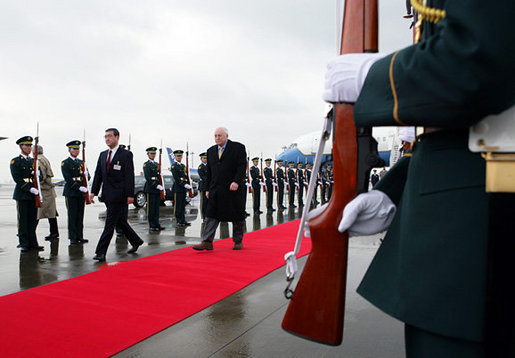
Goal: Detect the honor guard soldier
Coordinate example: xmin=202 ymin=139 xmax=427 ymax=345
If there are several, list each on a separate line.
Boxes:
xmin=287 ymin=161 xmax=296 ymax=208
xmin=249 ymin=157 xmax=262 ymax=214
xmin=10 ymin=136 xmax=43 ymax=252
xmin=143 ymin=147 xmax=164 ymax=231
xmin=115 ymin=144 xmax=129 ymax=237
xmin=198 ymin=152 xmax=208 ymax=220
xmin=171 ymin=150 xmax=192 ymax=227
xmin=61 ymin=140 xmax=89 ymax=245
xmin=276 ymin=160 xmax=286 ymax=210
xmin=263 ymin=158 xmax=275 ymax=212
xmin=305 ymin=163 xmax=317 ymax=206
xmin=296 ymin=162 xmax=305 ymax=207
xmin=326 ymin=164 xmax=333 ymax=200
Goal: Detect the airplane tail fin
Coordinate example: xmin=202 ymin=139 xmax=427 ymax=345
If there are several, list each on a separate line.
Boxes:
xmin=166 ymin=147 xmax=175 ymax=170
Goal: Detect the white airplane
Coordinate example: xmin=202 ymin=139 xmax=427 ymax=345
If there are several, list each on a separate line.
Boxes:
xmin=276 ymin=127 xmax=402 ymax=167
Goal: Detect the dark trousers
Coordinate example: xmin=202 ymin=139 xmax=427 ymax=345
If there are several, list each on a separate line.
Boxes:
xmin=48 ymin=217 xmax=59 ymax=235
xmin=297 ymin=185 xmax=304 ymax=206
xmin=174 ymin=190 xmax=186 ymax=224
xmin=266 ymin=182 xmax=274 ymax=209
xmin=115 ymin=204 xmax=128 ymax=234
xmin=202 ymin=217 xmax=244 ymax=244
xmin=146 ymin=193 xmax=160 ymax=228
xmin=328 ymin=184 xmax=333 ymax=200
xmin=66 ymin=196 xmax=85 ymax=242
xmin=277 ymin=182 xmax=284 ymax=208
xmin=405 ymin=324 xmax=485 ymax=358
xmin=288 ymin=184 xmax=295 ymax=206
xmin=321 ymin=184 xmax=327 ymax=204
xmin=16 ymin=200 xmax=39 ymax=249
xmin=200 ymin=190 xmax=208 ymax=219
xmin=252 ymin=182 xmax=261 ymax=212
xmin=96 ymin=201 xmax=143 ymax=255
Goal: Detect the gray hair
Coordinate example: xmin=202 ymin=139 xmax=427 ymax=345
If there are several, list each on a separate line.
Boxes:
xmin=216 ymin=127 xmax=229 ymax=136
xmin=33 ymin=145 xmax=43 ymax=154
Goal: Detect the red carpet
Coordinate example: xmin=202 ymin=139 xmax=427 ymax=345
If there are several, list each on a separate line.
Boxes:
xmin=0 ymin=220 xmax=310 ymax=357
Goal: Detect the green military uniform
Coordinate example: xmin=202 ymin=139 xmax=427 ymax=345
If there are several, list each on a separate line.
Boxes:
xmin=296 ymin=163 xmax=304 ymax=207
xmin=61 ymin=140 xmax=87 ymax=244
xmin=143 ymin=147 xmax=163 ymax=231
xmin=10 ymin=136 xmax=41 ymax=251
xmin=198 ymin=152 xmax=208 ymax=220
xmin=276 ymin=160 xmax=286 ymax=210
xmin=351 ymin=0 xmax=515 ymax=355
xmin=249 ymin=158 xmax=262 ymax=214
xmin=287 ymin=162 xmax=296 ymax=207
xmin=263 ymin=159 xmax=275 ymax=211
xmin=171 ymin=150 xmax=189 ymax=226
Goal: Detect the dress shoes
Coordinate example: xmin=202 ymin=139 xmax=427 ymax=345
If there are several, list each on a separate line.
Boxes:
xmin=33 ymin=246 xmax=45 ymax=251
xmin=254 ymin=210 xmax=263 ymax=215
xmin=158 ymin=226 xmax=165 ymax=230
xmin=192 ymin=241 xmax=213 ymax=251
xmin=290 ymin=205 xmax=297 ymax=208
xmin=268 ymin=208 xmax=276 ymax=212
xmin=93 ymin=254 xmax=106 ymax=262
xmin=245 ymin=212 xmax=251 ymax=217
xmin=20 ymin=247 xmax=30 ymax=252
xmin=70 ymin=240 xmax=79 ymax=245
xmin=182 ymin=222 xmax=191 ymax=226
xmin=127 ymin=241 xmax=143 ymax=254
xmin=78 ymin=238 xmax=89 ymax=243
xmin=45 ymin=233 xmax=59 ymax=240
xmin=232 ymin=242 xmax=243 ymax=250
xmin=150 ymin=227 xmax=160 ymax=232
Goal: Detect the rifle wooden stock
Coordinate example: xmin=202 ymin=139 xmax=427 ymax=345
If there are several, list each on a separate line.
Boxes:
xmin=281 ymin=0 xmax=377 ymax=345
xmin=33 ymin=136 xmax=42 ymax=208
xmin=82 ymin=141 xmax=92 ymax=205
xmin=158 ymin=148 xmax=166 ymax=200
xmin=185 ymin=149 xmax=194 ymax=198
xmin=246 ymin=157 xmax=252 ymax=193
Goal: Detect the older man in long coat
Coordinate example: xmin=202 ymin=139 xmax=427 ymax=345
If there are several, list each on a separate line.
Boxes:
xmin=35 ymin=145 xmax=59 ymax=240
xmin=193 ymin=127 xmax=247 ymax=250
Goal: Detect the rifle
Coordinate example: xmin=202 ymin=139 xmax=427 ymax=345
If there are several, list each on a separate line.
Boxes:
xmin=260 ymin=154 xmax=266 ymax=193
xmin=158 ymin=140 xmax=166 ymax=200
xmin=274 ymin=159 xmax=278 ymax=192
xmin=128 ymin=133 xmax=131 ymax=152
xmin=82 ymin=130 xmax=92 ymax=205
xmin=281 ymin=0 xmax=382 ymax=345
xmin=246 ymin=156 xmax=252 ymax=193
xmin=33 ymin=123 xmax=43 ymax=208
xmin=185 ymin=143 xmax=194 ymax=198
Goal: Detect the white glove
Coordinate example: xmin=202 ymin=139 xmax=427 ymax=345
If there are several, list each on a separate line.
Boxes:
xmin=304 ymin=204 xmax=328 ymax=238
xmin=295 ymin=183 xmax=299 ymax=187
xmin=272 ymin=183 xmax=278 ymax=187
xmin=338 ymin=190 xmax=396 ymax=236
xmin=323 ymin=53 xmax=386 ymax=103
xmin=259 ymin=182 xmax=266 ymax=187
xmin=79 ymin=186 xmax=88 ymax=193
xmin=156 ymin=185 xmax=164 ymax=191
xmin=184 ymin=184 xmax=192 ymax=189
xmin=30 ymin=187 xmax=39 ymax=195
xmin=245 ymin=182 xmax=252 ymax=188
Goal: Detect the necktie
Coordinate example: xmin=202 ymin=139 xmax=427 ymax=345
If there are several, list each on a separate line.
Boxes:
xmin=218 ymin=146 xmax=223 ymax=159
xmin=106 ymin=150 xmax=112 ymax=171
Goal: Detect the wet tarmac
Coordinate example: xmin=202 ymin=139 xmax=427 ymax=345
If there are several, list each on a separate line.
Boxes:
xmin=0 ymin=185 xmax=403 ymax=357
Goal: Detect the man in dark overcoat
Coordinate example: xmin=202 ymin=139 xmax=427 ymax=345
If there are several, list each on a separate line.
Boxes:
xmin=193 ymin=127 xmax=247 ymax=251
xmin=321 ymin=0 xmax=515 ymax=355
xmin=89 ymin=128 xmax=144 ymax=261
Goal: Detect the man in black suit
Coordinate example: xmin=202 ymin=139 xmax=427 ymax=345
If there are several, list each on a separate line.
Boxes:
xmin=89 ymin=128 xmax=144 ymax=261
xmin=193 ymin=127 xmax=247 ymax=251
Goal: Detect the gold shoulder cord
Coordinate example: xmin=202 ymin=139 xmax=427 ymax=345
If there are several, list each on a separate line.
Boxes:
xmin=410 ymin=0 xmax=446 ymax=43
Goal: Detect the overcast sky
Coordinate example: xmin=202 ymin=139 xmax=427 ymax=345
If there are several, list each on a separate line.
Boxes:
xmin=0 ymin=0 xmax=412 ymax=182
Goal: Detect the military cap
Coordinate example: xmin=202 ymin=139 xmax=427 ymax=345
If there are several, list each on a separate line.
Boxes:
xmin=173 ymin=150 xmax=184 ymax=155
xmin=276 ymin=160 xmax=283 ymax=164
xmin=199 ymin=152 xmax=207 ymax=158
xmin=16 ymin=136 xmax=33 ymax=145
xmin=66 ymin=140 xmax=81 ymax=149
xmin=297 ymin=162 xmax=303 ymax=167
xmin=251 ymin=157 xmax=259 ymax=161
xmin=146 ymin=147 xmax=157 ymax=153
xmin=288 ymin=161 xmax=294 ymax=164
xmin=264 ymin=158 xmax=272 ymax=162
xmin=119 ymin=144 xmax=126 ymax=149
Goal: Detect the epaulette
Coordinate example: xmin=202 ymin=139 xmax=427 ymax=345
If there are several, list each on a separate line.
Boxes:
xmin=11 ymin=159 xmax=15 ymax=165
xmin=143 ymin=163 xmax=146 ymax=167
